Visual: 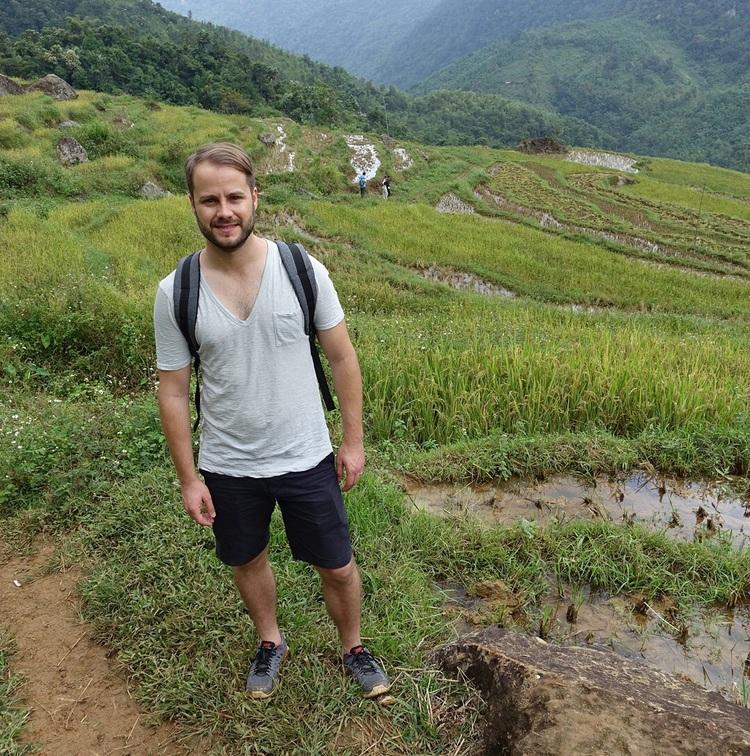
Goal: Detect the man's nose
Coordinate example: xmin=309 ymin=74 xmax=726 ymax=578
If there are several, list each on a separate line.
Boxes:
xmin=216 ymin=199 xmax=233 ymax=216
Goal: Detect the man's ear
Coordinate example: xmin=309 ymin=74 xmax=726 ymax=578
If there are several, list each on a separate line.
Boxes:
xmin=188 ymin=192 xmax=195 ymax=211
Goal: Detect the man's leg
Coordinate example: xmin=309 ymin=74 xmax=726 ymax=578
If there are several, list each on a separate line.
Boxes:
xmin=314 ymin=558 xmax=361 ymax=652
xmin=233 ymin=547 xmax=283 ymax=646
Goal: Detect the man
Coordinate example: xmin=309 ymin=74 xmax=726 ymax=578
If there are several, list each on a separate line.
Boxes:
xmin=357 ymin=171 xmax=367 ymax=197
xmin=153 ymin=142 xmax=389 ymax=700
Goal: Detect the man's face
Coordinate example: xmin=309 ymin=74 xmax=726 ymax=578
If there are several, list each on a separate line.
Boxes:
xmin=189 ymin=162 xmax=258 ymax=252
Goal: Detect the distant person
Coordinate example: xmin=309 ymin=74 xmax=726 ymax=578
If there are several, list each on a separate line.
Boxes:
xmin=154 ymin=143 xmax=390 ymax=701
xmin=381 ymin=175 xmax=391 ymax=199
xmin=357 ymin=171 xmax=367 ymax=197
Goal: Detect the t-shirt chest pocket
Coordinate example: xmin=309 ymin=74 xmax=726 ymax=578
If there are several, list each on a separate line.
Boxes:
xmin=273 ymin=310 xmax=305 ymax=347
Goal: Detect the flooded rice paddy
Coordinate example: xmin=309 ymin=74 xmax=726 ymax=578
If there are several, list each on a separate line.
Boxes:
xmin=438 ymin=579 xmax=750 ymax=707
xmin=407 ymin=473 xmax=750 ymax=706
xmin=406 ymin=473 xmax=750 ymax=546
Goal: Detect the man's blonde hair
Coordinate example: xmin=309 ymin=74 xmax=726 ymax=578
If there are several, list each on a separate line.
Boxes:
xmin=185 ymin=142 xmax=256 ymax=195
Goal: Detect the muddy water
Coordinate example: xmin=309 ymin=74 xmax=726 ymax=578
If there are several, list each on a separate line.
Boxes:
xmin=438 ymin=580 xmax=750 ymax=707
xmin=406 ymin=473 xmax=750 ymax=546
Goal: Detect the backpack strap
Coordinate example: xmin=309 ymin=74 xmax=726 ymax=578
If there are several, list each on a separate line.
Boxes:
xmin=276 ymin=240 xmax=336 ymax=412
xmin=173 ymin=251 xmax=202 ymax=431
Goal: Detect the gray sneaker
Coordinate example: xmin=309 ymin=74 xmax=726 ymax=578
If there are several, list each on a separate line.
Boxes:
xmin=342 ymin=645 xmax=390 ymax=699
xmin=246 ymin=638 xmax=289 ymax=699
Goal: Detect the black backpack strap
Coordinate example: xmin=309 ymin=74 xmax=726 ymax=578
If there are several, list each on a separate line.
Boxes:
xmin=276 ymin=240 xmax=336 ymax=411
xmin=173 ymin=251 xmax=203 ymax=431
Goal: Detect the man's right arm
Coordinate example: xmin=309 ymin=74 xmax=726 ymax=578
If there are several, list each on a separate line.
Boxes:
xmin=157 ymin=367 xmax=215 ymax=527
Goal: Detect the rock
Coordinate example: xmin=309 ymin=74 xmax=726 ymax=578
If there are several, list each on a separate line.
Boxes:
xmin=56 ymin=137 xmax=88 ymax=166
xmin=113 ymin=115 xmax=133 ymax=128
xmin=258 ymin=132 xmax=276 ymax=146
xmin=517 ymin=137 xmax=567 ymax=155
xmin=614 ymin=174 xmax=636 ymax=186
xmin=28 ymin=74 xmax=77 ymax=101
xmin=432 ymin=628 xmax=750 ymax=755
xmin=139 ymin=182 xmax=169 ymax=199
xmin=0 ymin=73 xmax=24 ymax=96
xmin=58 ymin=120 xmax=80 ymax=129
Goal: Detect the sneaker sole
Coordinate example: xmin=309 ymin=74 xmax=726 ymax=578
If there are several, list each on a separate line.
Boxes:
xmin=361 ymin=682 xmax=391 ymax=699
xmin=247 ymin=648 xmax=290 ymax=700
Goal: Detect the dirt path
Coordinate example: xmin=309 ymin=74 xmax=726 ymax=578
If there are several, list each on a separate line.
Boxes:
xmin=0 ymin=545 xmax=196 ymax=755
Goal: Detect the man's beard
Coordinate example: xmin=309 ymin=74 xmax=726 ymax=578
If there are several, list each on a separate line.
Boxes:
xmin=196 ymin=214 xmax=255 ymax=252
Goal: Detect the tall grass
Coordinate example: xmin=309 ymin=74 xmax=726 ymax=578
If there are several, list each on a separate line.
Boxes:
xmin=0 ymin=632 xmax=31 ymax=756
xmin=3 ymin=89 xmax=750 ymax=750
xmin=356 ymin=305 xmax=750 ymax=444
xmin=306 ymin=202 xmax=750 ymax=318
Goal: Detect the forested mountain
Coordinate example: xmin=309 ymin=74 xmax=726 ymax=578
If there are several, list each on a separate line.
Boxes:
xmin=416 ymin=5 xmax=750 ymax=171
xmin=159 ymin=0 xmax=442 ymax=82
xmin=0 ymin=0 xmax=605 ymax=151
xmin=157 ymin=0 xmax=623 ymax=87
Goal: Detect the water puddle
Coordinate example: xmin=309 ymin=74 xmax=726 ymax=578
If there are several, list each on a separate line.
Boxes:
xmin=406 ymin=473 xmax=750 ymax=546
xmin=438 ymin=580 xmax=750 ymax=707
xmin=566 ymin=149 xmax=639 ymax=173
xmin=435 ymin=193 xmax=475 ymax=214
xmin=393 ymin=147 xmax=413 ymax=171
xmin=418 ymin=264 xmax=515 ymax=297
xmin=346 ymin=134 xmax=381 ymax=181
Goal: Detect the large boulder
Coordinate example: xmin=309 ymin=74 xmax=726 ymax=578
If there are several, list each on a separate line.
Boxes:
xmin=56 ymin=137 xmax=88 ymax=166
xmin=28 ymin=74 xmax=77 ymax=101
xmin=432 ymin=628 xmax=750 ymax=755
xmin=258 ymin=132 xmax=277 ymax=146
xmin=517 ymin=137 xmax=567 ymax=155
xmin=0 ymin=73 xmax=24 ymax=96
xmin=139 ymin=182 xmax=170 ymax=199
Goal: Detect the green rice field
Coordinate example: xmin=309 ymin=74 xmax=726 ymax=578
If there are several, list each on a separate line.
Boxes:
xmin=2 ymin=89 xmax=750 ymax=752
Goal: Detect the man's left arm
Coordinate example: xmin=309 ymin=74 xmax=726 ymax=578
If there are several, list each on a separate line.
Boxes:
xmin=317 ymin=321 xmax=364 ymax=492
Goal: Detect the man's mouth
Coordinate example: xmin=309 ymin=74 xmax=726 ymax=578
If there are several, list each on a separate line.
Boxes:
xmin=214 ymin=223 xmax=238 ymax=235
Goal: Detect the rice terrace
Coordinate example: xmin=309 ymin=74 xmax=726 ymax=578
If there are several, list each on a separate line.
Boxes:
xmin=2 ymin=80 xmax=750 ymax=752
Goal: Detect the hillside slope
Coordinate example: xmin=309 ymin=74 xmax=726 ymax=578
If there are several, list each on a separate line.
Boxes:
xmin=0 ymin=1 xmax=609 ymax=150
xmin=159 ymin=0 xmax=442 ymax=81
xmin=415 ymin=8 xmax=750 ymax=170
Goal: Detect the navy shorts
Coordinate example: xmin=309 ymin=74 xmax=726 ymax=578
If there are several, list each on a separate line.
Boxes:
xmin=200 ymin=454 xmax=352 ymax=569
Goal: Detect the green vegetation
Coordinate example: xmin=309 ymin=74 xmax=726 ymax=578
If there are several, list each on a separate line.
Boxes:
xmin=0 ymin=1 xmax=605 ymax=150
xmin=0 ymin=632 xmax=31 ymax=756
xmin=1 ymin=88 xmax=749 ymax=748
xmin=411 ymin=3 xmax=750 ymax=171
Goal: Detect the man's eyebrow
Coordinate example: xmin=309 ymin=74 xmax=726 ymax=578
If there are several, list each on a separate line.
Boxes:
xmin=197 ymin=189 xmax=248 ymax=200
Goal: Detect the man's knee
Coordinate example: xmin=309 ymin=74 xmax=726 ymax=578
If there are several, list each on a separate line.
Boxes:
xmin=233 ymin=547 xmax=269 ymax=576
xmin=316 ymin=559 xmax=358 ymax=588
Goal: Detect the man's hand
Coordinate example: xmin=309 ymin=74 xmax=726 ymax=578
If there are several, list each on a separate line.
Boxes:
xmin=336 ymin=439 xmax=365 ymax=492
xmin=181 ymin=478 xmax=216 ymax=526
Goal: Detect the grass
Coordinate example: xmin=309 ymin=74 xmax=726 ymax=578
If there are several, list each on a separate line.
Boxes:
xmin=2 ymin=87 xmax=750 ymax=748
xmin=69 ymin=469 xmax=483 ymax=753
xmin=0 ymin=631 xmax=33 ymax=756
xmin=305 ymin=202 xmax=750 ymax=318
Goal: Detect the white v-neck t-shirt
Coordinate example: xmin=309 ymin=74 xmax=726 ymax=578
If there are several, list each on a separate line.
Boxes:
xmin=153 ymin=241 xmax=344 ymax=477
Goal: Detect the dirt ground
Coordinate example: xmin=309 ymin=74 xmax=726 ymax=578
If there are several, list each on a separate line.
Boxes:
xmin=0 ymin=544 xmax=197 ymax=756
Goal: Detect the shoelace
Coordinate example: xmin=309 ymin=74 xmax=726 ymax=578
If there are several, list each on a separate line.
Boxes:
xmin=350 ymin=649 xmax=378 ymax=675
xmin=253 ymin=645 xmax=275 ymax=677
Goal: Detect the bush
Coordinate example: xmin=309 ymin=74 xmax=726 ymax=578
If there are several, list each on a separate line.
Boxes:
xmin=73 ymin=121 xmax=138 ymax=159
xmin=0 ymin=154 xmax=81 ymax=198
xmin=0 ymin=119 xmax=30 ymax=149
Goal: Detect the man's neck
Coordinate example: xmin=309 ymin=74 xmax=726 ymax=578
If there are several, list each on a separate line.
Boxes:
xmin=201 ymin=233 xmax=266 ymax=272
